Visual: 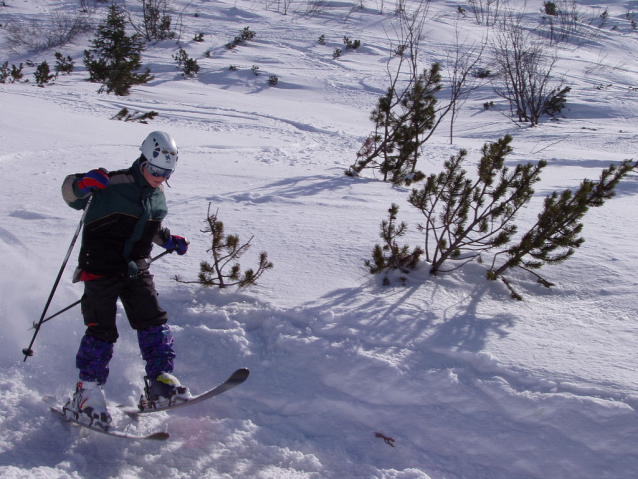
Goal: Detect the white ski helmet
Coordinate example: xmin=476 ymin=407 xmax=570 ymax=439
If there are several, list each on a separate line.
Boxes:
xmin=140 ymin=131 xmax=178 ymax=174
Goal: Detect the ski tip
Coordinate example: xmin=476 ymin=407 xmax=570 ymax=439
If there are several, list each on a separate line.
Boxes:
xmin=231 ymin=368 xmax=250 ymax=382
xmin=147 ymin=431 xmax=170 ymax=441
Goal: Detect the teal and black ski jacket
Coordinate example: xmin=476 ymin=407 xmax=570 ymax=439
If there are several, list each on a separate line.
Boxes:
xmin=62 ymin=158 xmax=171 ymax=278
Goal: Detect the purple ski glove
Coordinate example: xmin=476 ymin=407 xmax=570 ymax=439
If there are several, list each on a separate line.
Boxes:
xmin=78 ymin=168 xmax=109 ymax=194
xmin=162 ymin=235 xmax=189 ymax=255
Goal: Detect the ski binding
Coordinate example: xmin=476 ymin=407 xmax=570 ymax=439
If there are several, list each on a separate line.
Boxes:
xmin=43 ymin=396 xmax=169 ymax=440
xmin=120 ymin=368 xmax=249 ymax=416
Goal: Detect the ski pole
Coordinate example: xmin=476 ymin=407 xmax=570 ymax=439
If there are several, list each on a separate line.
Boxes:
xmin=22 ymin=195 xmax=94 ymax=362
xmin=29 ymin=249 xmax=176 ymax=330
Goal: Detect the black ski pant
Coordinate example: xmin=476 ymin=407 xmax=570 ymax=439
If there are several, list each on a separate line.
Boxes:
xmin=80 ymin=271 xmax=168 ymax=344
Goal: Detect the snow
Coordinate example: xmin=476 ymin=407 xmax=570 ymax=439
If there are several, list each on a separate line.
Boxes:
xmin=1 ymin=0 xmax=638 ymax=477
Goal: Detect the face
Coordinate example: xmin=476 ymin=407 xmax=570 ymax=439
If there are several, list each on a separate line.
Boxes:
xmin=142 ymin=165 xmax=168 ymax=188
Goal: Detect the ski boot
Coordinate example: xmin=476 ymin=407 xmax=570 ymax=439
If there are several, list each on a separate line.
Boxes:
xmin=138 ymin=372 xmax=192 ymax=411
xmin=63 ymin=381 xmax=112 ymax=430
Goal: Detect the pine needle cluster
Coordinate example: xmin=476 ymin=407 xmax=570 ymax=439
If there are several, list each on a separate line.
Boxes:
xmin=365 ymin=204 xmax=423 ymax=283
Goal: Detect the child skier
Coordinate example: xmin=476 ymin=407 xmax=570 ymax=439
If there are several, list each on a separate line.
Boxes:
xmin=61 ymin=131 xmax=191 ymax=429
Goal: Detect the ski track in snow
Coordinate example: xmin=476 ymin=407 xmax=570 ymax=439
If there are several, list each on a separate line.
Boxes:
xmin=2 ymin=1 xmax=638 ymax=478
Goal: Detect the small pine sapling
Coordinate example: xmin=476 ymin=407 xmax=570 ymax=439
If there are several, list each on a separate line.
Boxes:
xmin=182 ymin=57 xmax=200 ymax=78
xmin=268 ymin=75 xmax=278 ymax=86
xmin=1 ymin=62 xmax=24 ymax=83
xmin=172 ymin=48 xmax=188 ymax=68
xmin=543 ymin=2 xmax=558 ymax=16
xmin=343 ymin=36 xmax=361 ymax=50
xmin=83 ymin=4 xmax=153 ymax=96
xmin=365 ymin=203 xmax=423 ymax=283
xmin=34 ymin=61 xmax=55 ymax=87
xmin=408 ymin=136 xmax=545 ymax=275
xmin=54 ymin=52 xmax=74 ymax=76
xmin=0 ymin=62 xmax=8 ymax=83
xmin=347 ymin=63 xmax=441 ymax=185
xmin=193 ymin=33 xmax=204 ymax=42
xmin=173 ymin=49 xmax=199 ymax=78
xmin=333 ymin=48 xmax=342 ymax=59
xmin=175 ymin=204 xmax=273 ymax=288
xmin=318 ymin=34 xmax=326 ymax=45
xmin=111 ymin=107 xmax=158 ymax=123
xmin=226 ymin=26 xmax=256 ymax=49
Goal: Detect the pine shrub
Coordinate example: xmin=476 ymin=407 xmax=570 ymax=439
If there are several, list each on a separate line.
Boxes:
xmin=347 ymin=63 xmax=441 ymax=185
xmin=111 ymin=107 xmax=158 ymax=123
xmin=366 ymin=203 xmax=423 ymax=281
xmin=343 ymin=36 xmax=361 ymax=50
xmin=54 ymin=52 xmax=74 ymax=75
xmin=83 ymin=4 xmax=153 ymax=96
xmin=487 ymin=160 xmax=636 ymax=295
xmin=172 ymin=48 xmax=199 ymax=77
xmin=175 ymin=204 xmax=273 ymax=288
xmin=0 ymin=61 xmax=24 ymax=83
xmin=409 ymin=136 xmax=545 ymax=275
xmin=543 ymin=2 xmax=557 ymax=16
xmin=34 ymin=61 xmax=55 ymax=86
xmin=225 ymin=26 xmax=256 ymax=49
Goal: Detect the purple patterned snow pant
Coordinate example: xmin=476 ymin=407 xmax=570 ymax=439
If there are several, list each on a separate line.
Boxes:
xmin=76 ymin=272 xmax=176 ymax=384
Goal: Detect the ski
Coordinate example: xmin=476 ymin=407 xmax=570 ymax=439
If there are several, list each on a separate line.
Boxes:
xmin=43 ymin=396 xmax=169 ymax=440
xmin=119 ymin=368 xmax=249 ymax=416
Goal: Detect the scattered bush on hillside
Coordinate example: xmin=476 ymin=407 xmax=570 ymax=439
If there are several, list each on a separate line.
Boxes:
xmin=444 ymin=27 xmax=487 ymax=144
xmin=332 ymin=48 xmax=342 ymax=59
xmin=34 ymin=61 xmax=55 ymax=86
xmin=54 ymin=52 xmax=74 ymax=76
xmin=5 ymin=11 xmax=92 ymax=53
xmin=543 ymin=2 xmax=558 ymax=16
xmin=83 ymin=3 xmax=154 ymax=96
xmin=268 ymin=75 xmax=279 ymax=86
xmin=539 ymin=0 xmax=591 ymax=43
xmin=346 ymin=61 xmax=440 ymax=185
xmin=343 ymin=36 xmax=361 ymax=50
xmin=173 ymin=48 xmax=199 ymax=78
xmin=175 ymin=204 xmax=273 ymax=288
xmin=129 ymin=0 xmax=175 ymax=42
xmin=366 ymin=137 xmax=636 ymax=298
xmin=0 ymin=61 xmax=24 ymax=83
xmin=492 ymin=14 xmax=570 ymax=126
xmin=365 ymin=203 xmax=423 ymax=284
xmin=467 ymin=0 xmax=503 ymax=26
xmin=111 ymin=108 xmax=159 ymax=123
xmin=347 ymin=6 xmax=480 ymax=184
xmin=408 ymin=136 xmax=544 ymax=276
xmin=346 ymin=7 xmax=447 ymax=185
xmin=225 ymin=26 xmax=256 ymax=50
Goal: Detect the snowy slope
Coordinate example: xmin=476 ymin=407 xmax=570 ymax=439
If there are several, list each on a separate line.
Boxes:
xmin=1 ymin=0 xmax=638 ymax=478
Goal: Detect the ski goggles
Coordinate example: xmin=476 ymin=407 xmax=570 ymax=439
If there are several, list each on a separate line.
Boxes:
xmin=145 ymin=162 xmax=174 ymax=179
